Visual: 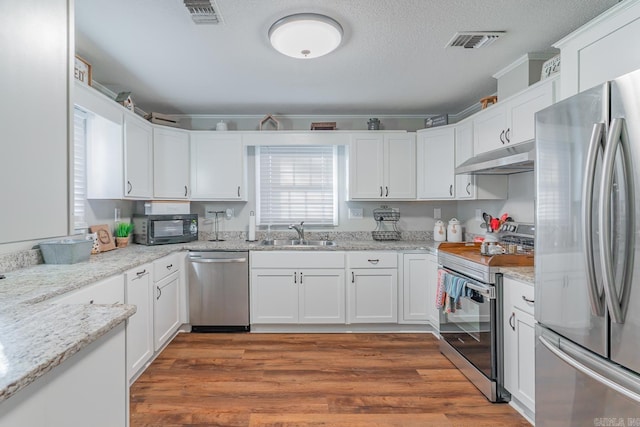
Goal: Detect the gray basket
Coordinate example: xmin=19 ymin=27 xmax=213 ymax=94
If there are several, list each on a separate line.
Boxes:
xmin=40 ymin=239 xmax=93 ymax=264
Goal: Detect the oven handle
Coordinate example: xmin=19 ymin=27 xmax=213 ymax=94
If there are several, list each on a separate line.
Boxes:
xmin=440 ymin=267 xmax=495 ymax=299
xmin=465 ymin=282 xmax=495 ymax=299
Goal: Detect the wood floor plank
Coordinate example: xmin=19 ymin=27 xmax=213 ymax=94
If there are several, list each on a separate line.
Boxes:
xmin=130 ymin=333 xmax=530 ymax=426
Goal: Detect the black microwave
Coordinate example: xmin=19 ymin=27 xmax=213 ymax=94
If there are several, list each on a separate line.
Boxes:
xmin=132 ymin=214 xmax=198 ymax=245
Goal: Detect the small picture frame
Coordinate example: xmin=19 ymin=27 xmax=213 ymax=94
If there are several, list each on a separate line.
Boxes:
xmin=74 ymin=55 xmax=92 ymax=86
xmin=89 ymin=224 xmax=116 ymax=252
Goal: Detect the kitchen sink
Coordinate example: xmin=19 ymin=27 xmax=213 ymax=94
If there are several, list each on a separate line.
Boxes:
xmin=259 ymin=239 xmax=336 ymax=247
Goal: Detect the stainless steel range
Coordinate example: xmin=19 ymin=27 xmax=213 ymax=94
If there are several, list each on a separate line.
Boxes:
xmin=437 ymin=223 xmax=534 ymax=403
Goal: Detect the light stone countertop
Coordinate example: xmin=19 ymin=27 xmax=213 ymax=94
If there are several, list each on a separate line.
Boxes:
xmin=0 ymin=238 xmax=438 ymax=404
xmin=499 ymin=266 xmax=535 ymax=285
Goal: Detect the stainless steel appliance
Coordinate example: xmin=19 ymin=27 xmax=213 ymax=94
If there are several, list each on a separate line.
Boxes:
xmin=132 ymin=214 xmax=198 ymax=245
xmin=437 ymin=224 xmax=534 ymax=403
xmin=187 ymin=251 xmax=249 ymax=332
xmin=535 ymin=68 xmax=640 ymax=425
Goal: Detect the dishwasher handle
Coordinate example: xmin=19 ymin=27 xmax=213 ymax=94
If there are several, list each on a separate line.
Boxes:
xmin=189 ymin=257 xmax=247 ymax=263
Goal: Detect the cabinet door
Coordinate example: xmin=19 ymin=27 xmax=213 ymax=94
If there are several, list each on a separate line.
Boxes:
xmin=0 ymin=0 xmax=68 ymax=244
xmin=508 ymin=79 xmax=555 ymax=145
xmin=417 ymin=127 xmax=455 ymax=199
xmin=454 ymin=121 xmax=475 ymax=199
xmin=190 ymin=133 xmax=246 ymax=200
xmin=250 ymin=269 xmax=298 ymax=323
xmin=503 ymin=277 xmax=535 ymax=413
xmin=473 ymin=103 xmax=507 ymax=156
xmin=348 ymin=268 xmax=398 ymax=323
xmin=513 ymin=308 xmax=536 ymax=410
xmin=349 ymin=134 xmax=385 ymax=199
xmin=401 ymin=254 xmax=429 ymax=323
xmin=153 ymin=271 xmax=180 ymax=351
xmin=298 ymin=269 xmax=345 ymax=324
xmin=153 ymin=127 xmax=190 ymax=199
xmin=385 ymin=134 xmax=416 ymax=199
xmin=124 ymin=115 xmax=153 ymax=198
xmin=125 ymin=265 xmax=153 ymax=381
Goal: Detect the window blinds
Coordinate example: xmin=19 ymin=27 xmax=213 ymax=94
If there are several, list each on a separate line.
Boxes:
xmin=257 ymin=145 xmax=338 ymax=226
xmin=73 ymin=107 xmax=88 ymax=232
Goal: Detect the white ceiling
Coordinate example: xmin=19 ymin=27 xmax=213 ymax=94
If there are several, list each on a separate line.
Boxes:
xmin=75 ymin=0 xmax=618 ymax=116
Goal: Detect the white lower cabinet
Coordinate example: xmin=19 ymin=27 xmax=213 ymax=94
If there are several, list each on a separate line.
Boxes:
xmin=0 ymin=324 xmax=127 ymax=427
xmin=347 ymin=252 xmax=398 ymax=323
xmin=503 ymin=276 xmax=535 ymax=416
xmin=250 ymin=251 xmax=346 ymax=324
xmin=153 ymin=270 xmax=180 ymax=351
xmin=400 ymin=253 xmax=429 ymax=324
xmin=125 ymin=264 xmax=153 ymax=382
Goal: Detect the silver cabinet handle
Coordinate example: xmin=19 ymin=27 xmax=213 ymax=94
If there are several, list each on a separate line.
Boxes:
xmin=300 ymin=272 xmax=303 ymax=284
xmin=385 ymin=186 xmax=389 ymax=197
xmin=505 ymin=128 xmax=511 ymax=143
xmin=499 ymin=130 xmax=505 ymax=144
xmin=466 ymin=182 xmax=471 ymax=195
xmin=522 ymin=295 xmax=534 ymax=304
xmin=379 ymin=186 xmax=383 ymax=197
xmin=127 ymin=180 xmax=132 ymax=194
xmin=509 ymin=312 xmax=515 ymax=331
xmin=237 ymin=186 xmax=241 ymax=197
xmin=294 ymin=272 xmax=297 ymax=284
xmin=367 ymin=259 xmax=379 ymax=264
xmin=449 ymin=184 xmax=453 ymax=196
xmin=156 ymin=286 xmax=162 ymax=300
xmin=166 ymin=264 xmax=173 ymax=270
xmin=352 ymin=272 xmax=355 ymax=283
xmin=136 ymin=269 xmax=147 ymax=277
xmin=184 ymin=185 xmax=188 ymax=197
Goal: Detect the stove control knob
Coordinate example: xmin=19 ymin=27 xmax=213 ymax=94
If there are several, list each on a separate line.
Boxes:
xmin=509 ymin=225 xmax=516 ymax=232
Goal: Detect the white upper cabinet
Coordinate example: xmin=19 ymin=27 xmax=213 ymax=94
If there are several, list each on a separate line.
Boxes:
xmin=1 ymin=0 xmax=69 ymax=243
xmin=190 ymin=132 xmax=246 ymax=200
xmin=474 ymin=77 xmax=556 ymax=156
xmin=454 ymin=120 xmax=475 ymax=200
xmin=554 ymin=0 xmax=640 ymax=99
xmin=153 ymin=127 xmax=190 ymax=199
xmin=124 ymin=114 xmax=153 ymax=199
xmin=417 ymin=126 xmax=455 ymax=200
xmin=348 ymin=132 xmax=416 ymax=200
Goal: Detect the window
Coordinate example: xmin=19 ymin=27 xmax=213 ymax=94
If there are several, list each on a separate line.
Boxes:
xmin=256 ymin=145 xmax=338 ymax=226
xmin=73 ymin=107 xmax=88 ymax=233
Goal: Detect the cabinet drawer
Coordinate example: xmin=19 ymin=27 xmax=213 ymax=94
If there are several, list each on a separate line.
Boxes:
xmin=251 ymin=251 xmax=345 ymax=269
xmin=52 ymin=275 xmax=124 ymax=305
xmin=509 ymin=279 xmax=535 ymax=316
xmin=347 ymin=252 xmax=397 ymax=269
xmin=153 ymin=253 xmax=180 ymax=282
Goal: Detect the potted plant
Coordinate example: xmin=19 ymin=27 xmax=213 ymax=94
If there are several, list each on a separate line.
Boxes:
xmin=115 ymin=222 xmax=133 ymax=248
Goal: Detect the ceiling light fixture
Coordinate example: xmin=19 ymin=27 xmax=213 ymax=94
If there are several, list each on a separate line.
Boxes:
xmin=268 ymin=13 xmax=343 ymax=59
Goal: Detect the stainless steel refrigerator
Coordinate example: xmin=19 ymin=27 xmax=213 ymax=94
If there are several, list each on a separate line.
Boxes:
xmin=535 ymin=68 xmax=640 ymax=426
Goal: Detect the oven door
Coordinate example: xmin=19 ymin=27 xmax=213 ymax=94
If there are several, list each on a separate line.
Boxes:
xmin=439 ymin=268 xmax=496 ymax=380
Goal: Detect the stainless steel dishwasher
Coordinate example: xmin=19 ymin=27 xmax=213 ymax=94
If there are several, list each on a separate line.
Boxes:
xmin=187 ymin=250 xmax=249 ymax=332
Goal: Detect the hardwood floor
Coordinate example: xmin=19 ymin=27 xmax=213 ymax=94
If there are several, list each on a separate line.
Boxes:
xmin=130 ymin=333 xmax=530 ymax=427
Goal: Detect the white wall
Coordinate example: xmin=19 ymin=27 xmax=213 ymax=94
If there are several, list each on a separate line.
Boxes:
xmin=456 ymin=171 xmax=535 ymax=235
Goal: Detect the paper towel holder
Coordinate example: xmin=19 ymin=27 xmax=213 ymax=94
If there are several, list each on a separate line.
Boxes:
xmin=247 ymin=211 xmax=257 ymax=242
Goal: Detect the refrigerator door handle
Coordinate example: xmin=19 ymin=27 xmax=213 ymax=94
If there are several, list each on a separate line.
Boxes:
xmin=599 ymin=118 xmax=635 ymax=324
xmin=582 ymin=122 xmax=606 ymax=317
xmin=539 ymin=335 xmax=640 ymax=404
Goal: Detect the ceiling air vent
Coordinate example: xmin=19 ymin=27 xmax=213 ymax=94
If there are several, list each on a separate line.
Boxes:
xmin=184 ymin=0 xmax=222 ymax=24
xmin=446 ymin=32 xmax=504 ymax=49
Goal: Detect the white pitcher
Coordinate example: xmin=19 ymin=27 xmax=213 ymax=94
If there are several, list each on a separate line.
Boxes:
xmin=447 ymin=218 xmax=462 ymax=242
xmin=434 ymin=220 xmax=447 ymax=242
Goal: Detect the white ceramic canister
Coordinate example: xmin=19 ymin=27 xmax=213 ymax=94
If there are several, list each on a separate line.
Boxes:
xmin=434 ymin=220 xmax=447 ymax=242
xmin=447 ymin=218 xmax=462 ymax=242
xmin=216 ymin=120 xmax=228 ymax=131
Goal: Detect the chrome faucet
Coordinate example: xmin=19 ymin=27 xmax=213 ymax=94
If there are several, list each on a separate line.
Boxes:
xmin=288 ymin=221 xmax=305 ymax=241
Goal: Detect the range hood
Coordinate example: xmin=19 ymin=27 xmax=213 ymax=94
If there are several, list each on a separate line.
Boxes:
xmin=455 ymin=140 xmax=535 ymax=175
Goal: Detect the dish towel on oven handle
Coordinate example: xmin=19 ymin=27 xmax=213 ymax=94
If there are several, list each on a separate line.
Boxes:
xmin=437 ymin=269 xmax=469 ymax=313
